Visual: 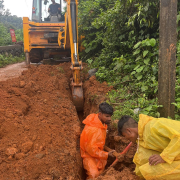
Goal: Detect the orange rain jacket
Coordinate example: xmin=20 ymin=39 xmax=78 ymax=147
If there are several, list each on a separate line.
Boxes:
xmin=80 ymin=114 xmax=108 ymax=179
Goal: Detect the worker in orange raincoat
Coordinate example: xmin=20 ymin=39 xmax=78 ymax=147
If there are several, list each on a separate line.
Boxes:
xmin=118 ymin=114 xmax=180 ymax=180
xmin=80 ymin=102 xmax=115 ymax=179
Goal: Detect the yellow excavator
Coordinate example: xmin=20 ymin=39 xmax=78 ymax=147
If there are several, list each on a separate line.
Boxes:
xmin=23 ymin=0 xmax=83 ymax=111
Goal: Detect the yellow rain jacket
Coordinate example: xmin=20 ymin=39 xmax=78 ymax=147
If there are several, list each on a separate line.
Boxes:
xmin=134 ymin=114 xmax=180 ymax=180
xmin=80 ymin=114 xmax=108 ymax=179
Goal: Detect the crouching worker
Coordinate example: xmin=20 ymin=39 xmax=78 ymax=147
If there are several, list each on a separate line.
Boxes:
xmin=118 ymin=114 xmax=180 ymax=180
xmin=80 ymin=102 xmax=115 ymax=179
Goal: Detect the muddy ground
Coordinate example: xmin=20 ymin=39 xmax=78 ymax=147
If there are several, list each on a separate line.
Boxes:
xmin=0 ymin=62 xmax=139 ymax=180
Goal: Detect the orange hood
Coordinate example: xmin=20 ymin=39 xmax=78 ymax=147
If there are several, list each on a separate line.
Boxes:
xmin=82 ymin=114 xmax=107 ymax=129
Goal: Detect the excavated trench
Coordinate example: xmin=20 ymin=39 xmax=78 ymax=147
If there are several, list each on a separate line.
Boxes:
xmin=0 ymin=62 xmax=139 ymax=180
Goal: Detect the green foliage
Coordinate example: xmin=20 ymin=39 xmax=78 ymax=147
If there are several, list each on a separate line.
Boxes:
xmin=79 ymin=0 xmax=180 ymax=120
xmin=79 ymin=0 xmax=159 ymax=63
xmin=0 ymin=0 xmax=23 ymax=45
xmin=0 ymin=54 xmax=24 ymax=68
xmin=0 ymin=23 xmax=12 ymax=45
xmin=0 ymin=23 xmax=23 ymax=46
xmin=95 ymin=38 xmax=159 ymax=97
xmin=174 ymin=40 xmax=180 ymax=120
xmin=79 ymin=0 xmax=159 ymax=97
xmin=15 ymin=29 xmax=23 ymax=42
xmin=106 ymin=88 xmax=161 ymax=122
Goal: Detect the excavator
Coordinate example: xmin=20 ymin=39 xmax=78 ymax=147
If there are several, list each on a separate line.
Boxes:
xmin=23 ymin=0 xmax=83 ymax=111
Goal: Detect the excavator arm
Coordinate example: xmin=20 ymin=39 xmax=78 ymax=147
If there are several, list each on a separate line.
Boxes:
xmin=62 ymin=0 xmax=84 ymax=111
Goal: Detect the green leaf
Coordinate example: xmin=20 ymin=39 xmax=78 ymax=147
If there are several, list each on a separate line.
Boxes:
xmin=177 ymin=14 xmax=180 ymax=24
xmin=151 ymin=76 xmax=155 ymax=81
xmin=177 ymin=26 xmax=180 ymax=33
xmin=149 ymin=38 xmax=156 ymax=47
xmin=114 ymin=62 xmax=123 ymax=70
xmin=141 ymin=85 xmax=148 ymax=92
xmin=122 ymin=75 xmax=129 ymax=82
xmin=137 ymin=75 xmax=142 ymax=80
xmin=136 ymin=66 xmax=144 ymax=73
xmin=87 ymin=59 xmax=93 ymax=64
xmin=135 ymin=56 xmax=142 ymax=61
xmin=143 ymin=50 xmax=149 ymax=57
xmin=133 ymin=49 xmax=141 ymax=56
xmin=156 ymin=112 xmax=160 ymax=118
xmin=141 ymin=110 xmax=148 ymax=115
xmin=131 ymin=71 xmax=136 ymax=75
xmin=133 ymin=41 xmax=141 ymax=49
xmin=144 ymin=58 xmax=150 ymax=65
xmin=176 ymin=98 xmax=180 ymax=102
xmin=85 ymin=47 xmax=92 ymax=53
xmin=145 ymin=106 xmax=152 ymax=111
xmin=134 ymin=64 xmax=140 ymax=70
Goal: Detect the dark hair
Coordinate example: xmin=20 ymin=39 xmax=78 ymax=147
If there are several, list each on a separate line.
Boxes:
xmin=99 ymin=102 xmax=113 ymax=115
xmin=118 ymin=115 xmax=137 ymax=135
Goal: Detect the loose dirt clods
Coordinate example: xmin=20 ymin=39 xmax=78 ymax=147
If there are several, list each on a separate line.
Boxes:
xmin=0 ymin=62 xmax=140 ymax=180
xmin=0 ymin=63 xmax=83 ymax=180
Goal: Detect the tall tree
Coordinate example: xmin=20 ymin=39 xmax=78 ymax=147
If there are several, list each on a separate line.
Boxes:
xmin=0 ymin=0 xmax=4 ymax=16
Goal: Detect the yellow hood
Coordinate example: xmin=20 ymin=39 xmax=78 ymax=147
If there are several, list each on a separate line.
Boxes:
xmin=138 ymin=114 xmax=154 ymax=139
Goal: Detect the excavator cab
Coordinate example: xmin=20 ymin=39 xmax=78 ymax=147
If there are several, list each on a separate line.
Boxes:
xmin=23 ymin=0 xmax=84 ymax=111
xmin=32 ymin=0 xmax=65 ymax=23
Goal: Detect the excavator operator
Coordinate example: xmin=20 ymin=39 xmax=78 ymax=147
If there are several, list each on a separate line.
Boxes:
xmin=48 ymin=0 xmax=61 ymax=15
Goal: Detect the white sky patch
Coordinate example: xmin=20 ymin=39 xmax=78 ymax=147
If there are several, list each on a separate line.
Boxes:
xmin=4 ymin=0 xmax=33 ymax=18
xmin=4 ymin=0 xmax=66 ymax=19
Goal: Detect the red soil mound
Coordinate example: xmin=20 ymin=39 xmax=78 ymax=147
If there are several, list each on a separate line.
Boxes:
xmin=83 ymin=76 xmax=113 ymax=117
xmin=0 ymin=63 xmax=83 ymax=180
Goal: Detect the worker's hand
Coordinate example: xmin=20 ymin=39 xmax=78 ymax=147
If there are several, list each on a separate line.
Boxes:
xmin=149 ymin=154 xmax=165 ymax=166
xmin=108 ymin=150 xmax=115 ymax=158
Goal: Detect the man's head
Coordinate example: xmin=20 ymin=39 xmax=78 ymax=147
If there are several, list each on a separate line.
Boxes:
xmin=118 ymin=115 xmax=138 ymax=143
xmin=98 ymin=102 xmax=113 ymax=125
xmin=51 ymin=0 xmax=55 ymax=3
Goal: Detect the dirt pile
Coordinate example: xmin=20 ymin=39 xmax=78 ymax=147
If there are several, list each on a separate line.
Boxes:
xmin=97 ymin=167 xmax=139 ymax=180
xmin=83 ymin=76 xmax=113 ymax=117
xmin=0 ymin=63 xmax=83 ymax=180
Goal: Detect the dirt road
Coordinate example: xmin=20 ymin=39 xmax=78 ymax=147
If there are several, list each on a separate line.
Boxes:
xmin=0 ymin=62 xmax=27 ymax=81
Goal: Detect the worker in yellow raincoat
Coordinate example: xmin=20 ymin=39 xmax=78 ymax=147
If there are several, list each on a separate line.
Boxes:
xmin=118 ymin=114 xmax=180 ymax=180
xmin=80 ymin=102 xmax=115 ymax=179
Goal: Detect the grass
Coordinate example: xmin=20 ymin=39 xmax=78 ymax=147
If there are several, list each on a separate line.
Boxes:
xmin=0 ymin=53 xmax=25 ymax=68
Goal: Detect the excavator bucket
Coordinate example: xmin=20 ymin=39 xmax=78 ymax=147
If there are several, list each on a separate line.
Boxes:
xmin=72 ymin=86 xmax=84 ymax=111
